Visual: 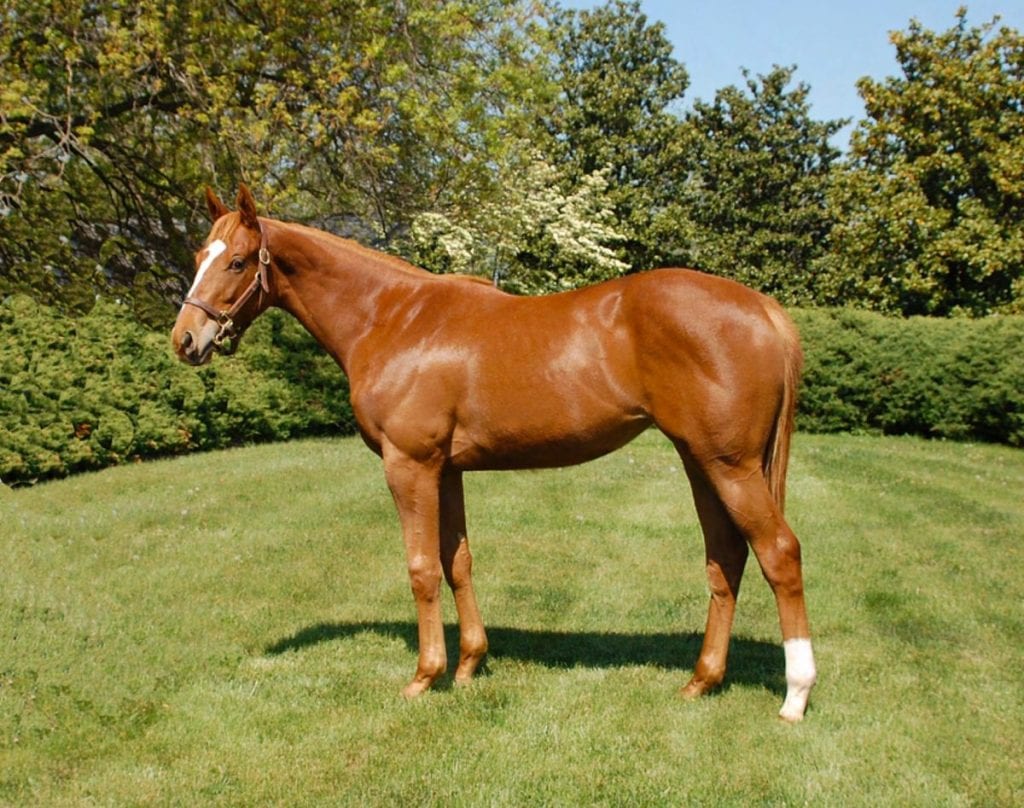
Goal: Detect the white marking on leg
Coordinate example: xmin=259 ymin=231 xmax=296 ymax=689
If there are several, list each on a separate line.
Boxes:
xmin=779 ymin=638 xmax=816 ymax=722
xmin=189 ymin=239 xmax=226 ymax=296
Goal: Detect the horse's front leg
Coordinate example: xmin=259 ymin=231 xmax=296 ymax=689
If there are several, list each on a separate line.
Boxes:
xmin=383 ymin=448 xmax=447 ymax=697
xmin=440 ymin=469 xmax=488 ymax=683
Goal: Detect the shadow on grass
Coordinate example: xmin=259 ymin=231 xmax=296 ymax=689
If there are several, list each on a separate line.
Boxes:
xmin=265 ymin=621 xmax=784 ymax=695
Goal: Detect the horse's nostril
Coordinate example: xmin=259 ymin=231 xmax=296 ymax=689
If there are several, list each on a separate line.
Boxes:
xmin=177 ymin=330 xmax=200 ymax=363
xmin=180 ymin=331 xmax=196 ymax=357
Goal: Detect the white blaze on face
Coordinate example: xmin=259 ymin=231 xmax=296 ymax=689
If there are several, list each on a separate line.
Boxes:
xmin=189 ymin=239 xmax=227 ymax=296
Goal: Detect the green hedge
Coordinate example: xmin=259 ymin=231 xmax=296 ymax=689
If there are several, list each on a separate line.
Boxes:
xmin=2 ymin=297 xmax=1022 ymax=486
xmin=0 ymin=295 xmax=355 ymax=485
xmin=793 ymin=308 xmax=1024 ymax=445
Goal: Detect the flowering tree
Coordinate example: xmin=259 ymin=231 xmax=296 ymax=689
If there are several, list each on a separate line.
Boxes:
xmin=410 ymin=150 xmax=628 ymax=294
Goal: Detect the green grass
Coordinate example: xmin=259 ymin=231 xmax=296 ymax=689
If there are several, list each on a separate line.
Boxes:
xmin=2 ymin=431 xmax=1022 ymax=806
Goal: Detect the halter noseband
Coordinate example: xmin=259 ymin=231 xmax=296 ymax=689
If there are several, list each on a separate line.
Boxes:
xmin=183 ymin=224 xmax=271 ymax=354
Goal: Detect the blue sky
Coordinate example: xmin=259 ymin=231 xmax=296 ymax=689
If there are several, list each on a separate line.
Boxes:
xmin=559 ymin=1 xmax=1023 ymax=147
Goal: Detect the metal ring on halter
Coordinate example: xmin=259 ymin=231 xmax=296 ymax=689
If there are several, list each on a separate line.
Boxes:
xmin=211 ymin=315 xmax=237 ymax=347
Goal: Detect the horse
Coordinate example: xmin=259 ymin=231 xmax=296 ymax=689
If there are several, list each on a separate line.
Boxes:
xmin=171 ymin=184 xmax=816 ymax=721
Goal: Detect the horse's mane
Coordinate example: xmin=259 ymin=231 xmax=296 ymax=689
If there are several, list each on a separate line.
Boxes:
xmin=278 ymin=219 xmax=497 ymax=288
xmin=449 ymin=274 xmax=494 ymax=287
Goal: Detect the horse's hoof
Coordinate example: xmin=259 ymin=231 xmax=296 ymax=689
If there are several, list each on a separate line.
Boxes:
xmin=679 ymin=677 xmax=716 ymax=700
xmin=454 ymin=655 xmax=485 ymax=684
xmin=401 ymin=680 xmax=431 ymax=699
xmin=778 ymin=687 xmax=813 ymax=722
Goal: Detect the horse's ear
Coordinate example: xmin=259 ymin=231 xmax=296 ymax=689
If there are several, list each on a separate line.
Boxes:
xmin=205 ymin=187 xmax=230 ymax=222
xmin=236 ymin=184 xmax=260 ymax=230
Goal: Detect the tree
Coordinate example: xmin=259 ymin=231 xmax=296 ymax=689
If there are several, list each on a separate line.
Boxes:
xmin=667 ymin=66 xmax=845 ymax=304
xmin=821 ymin=9 xmax=1024 ymax=315
xmin=0 ymin=0 xmax=550 ymax=323
xmin=409 ymin=147 xmax=628 ymax=293
xmin=1 ymin=0 xmax=211 ymax=320
xmin=543 ymin=0 xmax=688 ymax=270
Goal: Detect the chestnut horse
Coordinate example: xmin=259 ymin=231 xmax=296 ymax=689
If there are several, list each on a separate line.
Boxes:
xmin=171 ymin=185 xmax=816 ymax=721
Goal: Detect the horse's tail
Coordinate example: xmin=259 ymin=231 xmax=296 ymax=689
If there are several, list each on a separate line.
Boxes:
xmin=762 ymin=302 xmax=803 ymax=514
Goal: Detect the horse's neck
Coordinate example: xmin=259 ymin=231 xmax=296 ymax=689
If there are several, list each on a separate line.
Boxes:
xmin=268 ymin=220 xmax=418 ymax=372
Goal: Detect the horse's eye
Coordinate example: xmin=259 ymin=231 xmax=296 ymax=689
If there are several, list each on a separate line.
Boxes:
xmin=229 ymin=257 xmax=245 ymax=271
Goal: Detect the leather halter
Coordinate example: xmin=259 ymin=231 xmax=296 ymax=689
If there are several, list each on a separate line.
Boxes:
xmin=183 ymin=224 xmax=271 ymax=354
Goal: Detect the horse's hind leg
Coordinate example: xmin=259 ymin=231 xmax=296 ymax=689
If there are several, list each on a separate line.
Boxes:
xmin=701 ymin=460 xmax=816 ymax=721
xmin=439 ymin=469 xmax=488 ymax=683
xmin=679 ymin=459 xmax=750 ymax=699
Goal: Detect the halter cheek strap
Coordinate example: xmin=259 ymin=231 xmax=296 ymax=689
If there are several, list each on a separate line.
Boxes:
xmin=184 ymin=224 xmax=272 ymax=352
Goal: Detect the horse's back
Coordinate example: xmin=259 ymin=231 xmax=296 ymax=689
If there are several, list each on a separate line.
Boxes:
xmin=435 ymin=266 xmax=796 ymax=405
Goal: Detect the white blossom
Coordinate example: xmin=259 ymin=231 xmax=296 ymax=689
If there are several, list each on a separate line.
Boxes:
xmin=411 ymin=147 xmax=628 ymax=292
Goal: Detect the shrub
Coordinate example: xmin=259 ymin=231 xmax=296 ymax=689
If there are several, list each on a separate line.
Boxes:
xmin=2 ymin=296 xmax=1021 ymax=486
xmin=793 ymin=309 xmax=1024 ymax=445
xmin=0 ymin=296 xmax=355 ymax=485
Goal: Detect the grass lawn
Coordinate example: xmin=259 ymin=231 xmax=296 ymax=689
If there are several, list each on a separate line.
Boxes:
xmin=2 ymin=430 xmax=1022 ymax=805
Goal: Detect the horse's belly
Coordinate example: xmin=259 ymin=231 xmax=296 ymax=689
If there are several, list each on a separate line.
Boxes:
xmin=449 ymin=408 xmax=651 ymax=471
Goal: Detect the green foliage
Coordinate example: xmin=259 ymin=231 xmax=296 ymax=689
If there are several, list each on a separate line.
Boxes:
xmin=0 ymin=296 xmax=354 ymax=485
xmin=4 ymin=1 xmax=1024 ymax=487
xmin=0 ymin=0 xmax=551 ymax=321
xmin=821 ymin=10 xmax=1024 ymax=315
xmin=408 ymin=0 xmax=689 ymax=287
xmin=794 ymin=308 xmax=1024 ymax=444
xmin=669 ymin=67 xmax=845 ymax=304
xmin=4 ymin=293 xmax=1022 ymax=489
xmin=545 ymin=0 xmax=689 ymax=270
xmin=6 ymin=2 xmax=1024 ymax=314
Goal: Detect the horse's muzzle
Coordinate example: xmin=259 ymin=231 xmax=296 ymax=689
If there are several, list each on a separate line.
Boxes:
xmin=176 ymin=330 xmax=207 ymax=366
xmin=174 ymin=320 xmax=220 ymax=366
xmin=174 ymin=317 xmax=246 ymax=365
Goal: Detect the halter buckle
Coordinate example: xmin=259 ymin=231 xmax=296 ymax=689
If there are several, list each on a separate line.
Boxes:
xmin=212 ymin=315 xmax=236 ymax=347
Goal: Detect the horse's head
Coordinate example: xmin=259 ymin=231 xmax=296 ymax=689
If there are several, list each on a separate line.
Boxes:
xmin=171 ymin=184 xmax=273 ymax=365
